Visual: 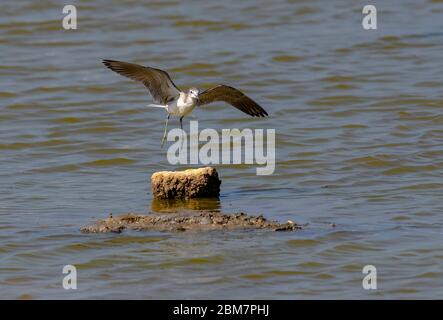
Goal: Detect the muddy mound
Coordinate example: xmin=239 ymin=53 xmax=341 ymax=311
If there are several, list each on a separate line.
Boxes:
xmin=81 ymin=212 xmax=300 ymax=233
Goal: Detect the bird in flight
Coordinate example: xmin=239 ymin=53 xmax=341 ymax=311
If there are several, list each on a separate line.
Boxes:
xmin=102 ymin=60 xmax=268 ymax=147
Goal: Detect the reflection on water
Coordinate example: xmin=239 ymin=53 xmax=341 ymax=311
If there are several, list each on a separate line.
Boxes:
xmin=151 ymin=198 xmax=221 ymax=213
xmin=1 ymin=0 xmax=443 ymax=299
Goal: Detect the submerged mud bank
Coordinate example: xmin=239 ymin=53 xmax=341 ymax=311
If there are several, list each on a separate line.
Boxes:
xmin=81 ymin=212 xmax=300 ymax=233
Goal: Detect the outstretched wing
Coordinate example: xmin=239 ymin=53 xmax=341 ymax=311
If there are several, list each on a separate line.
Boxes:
xmin=197 ymin=85 xmax=268 ymax=117
xmin=102 ymin=59 xmax=180 ymax=105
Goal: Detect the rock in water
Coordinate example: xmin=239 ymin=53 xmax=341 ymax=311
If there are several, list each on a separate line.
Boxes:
xmin=151 ymin=167 xmax=221 ymax=199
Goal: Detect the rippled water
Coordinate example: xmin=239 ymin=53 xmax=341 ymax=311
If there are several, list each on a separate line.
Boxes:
xmin=1 ymin=0 xmax=443 ymax=299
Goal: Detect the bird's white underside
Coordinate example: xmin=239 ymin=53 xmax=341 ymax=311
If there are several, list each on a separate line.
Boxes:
xmin=147 ymin=91 xmax=197 ymax=117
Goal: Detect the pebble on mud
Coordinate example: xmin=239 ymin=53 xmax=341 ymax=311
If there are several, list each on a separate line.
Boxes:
xmin=151 ymin=167 xmax=221 ymax=199
xmin=80 ymin=212 xmax=301 ymax=233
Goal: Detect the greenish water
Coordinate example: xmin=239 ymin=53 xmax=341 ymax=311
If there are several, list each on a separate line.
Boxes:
xmin=1 ymin=0 xmax=443 ymax=299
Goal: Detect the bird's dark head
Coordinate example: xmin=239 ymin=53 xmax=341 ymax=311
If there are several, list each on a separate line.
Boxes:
xmin=188 ymin=87 xmax=200 ymax=99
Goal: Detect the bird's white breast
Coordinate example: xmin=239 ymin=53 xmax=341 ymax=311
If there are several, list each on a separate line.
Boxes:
xmin=167 ymin=92 xmax=197 ymax=117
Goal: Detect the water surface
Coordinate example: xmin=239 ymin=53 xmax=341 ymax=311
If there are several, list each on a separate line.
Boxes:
xmin=1 ymin=0 xmax=443 ymax=299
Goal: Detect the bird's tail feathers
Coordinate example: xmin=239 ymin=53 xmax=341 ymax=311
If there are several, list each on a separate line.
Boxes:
xmin=146 ymin=104 xmax=167 ymax=109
